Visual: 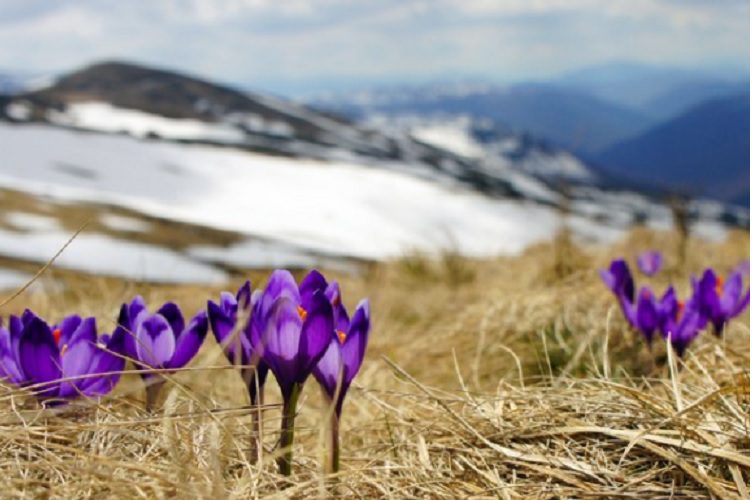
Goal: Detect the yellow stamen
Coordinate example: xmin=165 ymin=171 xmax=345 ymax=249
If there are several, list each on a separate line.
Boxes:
xmin=336 ymin=330 xmax=347 ymax=344
xmin=60 ymin=343 xmax=69 ymax=357
xmin=297 ymin=306 xmax=308 ymax=321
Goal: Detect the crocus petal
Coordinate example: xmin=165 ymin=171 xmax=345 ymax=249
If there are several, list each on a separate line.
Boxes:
xmin=18 ymin=316 xmax=61 ymax=397
xmin=0 ymin=323 xmax=24 ymax=384
xmin=58 ymin=318 xmax=99 ymax=398
xmin=157 ymin=302 xmax=185 ymax=340
xmin=168 ymin=310 xmax=208 ymax=369
xmin=299 ymin=269 xmax=329 ymax=311
xmin=128 ymin=296 xmax=147 ymax=325
xmin=719 ymin=272 xmax=742 ymax=313
xmin=600 ymin=259 xmax=635 ymax=303
xmin=730 ymin=288 xmax=750 ymax=318
xmin=135 ymin=314 xmax=176 ymax=368
xmin=342 ymin=299 xmax=370 ymax=384
xmin=208 ymin=299 xmax=242 ymax=363
xmin=635 ymin=289 xmax=658 ymax=341
xmin=55 ymin=315 xmax=83 ymax=346
xmin=81 ymin=328 xmax=127 ymax=396
xmin=313 ymin=338 xmax=343 ymax=399
xmin=325 ymin=281 xmax=351 ymax=333
xmin=297 ymin=290 xmax=334 ymax=381
xmin=261 ymin=270 xmax=300 ymax=313
xmin=261 ymin=297 xmax=303 ymax=396
xmin=636 ymin=251 xmax=663 ymax=276
xmin=236 ymin=280 xmax=252 ymax=310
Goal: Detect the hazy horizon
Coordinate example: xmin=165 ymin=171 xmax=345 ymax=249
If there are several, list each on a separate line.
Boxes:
xmin=1 ymin=1 xmax=748 ymax=97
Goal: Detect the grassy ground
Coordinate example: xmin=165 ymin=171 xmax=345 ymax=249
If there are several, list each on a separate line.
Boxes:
xmin=0 ymin=227 xmax=748 ymax=498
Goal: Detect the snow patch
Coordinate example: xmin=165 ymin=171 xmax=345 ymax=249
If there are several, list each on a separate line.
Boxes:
xmin=100 ymin=214 xmax=151 ymax=233
xmin=5 ymin=212 xmax=61 ymax=232
xmin=48 ymin=102 xmax=246 ymax=143
xmin=0 ymin=268 xmax=33 ymax=291
xmin=0 ymin=226 xmax=227 ymax=284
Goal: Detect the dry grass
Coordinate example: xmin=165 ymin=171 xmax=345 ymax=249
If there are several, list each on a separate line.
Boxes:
xmin=0 ymin=227 xmax=748 ymax=498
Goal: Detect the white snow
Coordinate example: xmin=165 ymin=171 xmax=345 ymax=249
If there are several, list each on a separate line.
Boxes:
xmin=0 ymin=226 xmax=226 ymax=284
xmin=47 ymin=102 xmax=246 ymax=143
xmin=99 ymin=214 xmax=151 ymax=233
xmin=189 ymin=239 xmax=318 ymax=269
xmin=6 ymin=101 xmax=32 ymax=121
xmin=411 ymin=124 xmax=486 ymax=159
xmin=0 ymin=122 xmax=735 ymax=273
xmin=0 ymin=123 xmax=582 ymax=260
xmin=5 ymin=212 xmax=61 ymax=232
xmin=0 ymin=268 xmax=33 ymax=291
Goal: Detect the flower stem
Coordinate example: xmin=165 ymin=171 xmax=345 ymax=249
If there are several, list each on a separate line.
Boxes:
xmin=277 ymin=384 xmax=300 ymax=476
xmin=144 ymin=376 xmax=166 ymax=412
xmin=328 ymin=409 xmax=340 ymax=474
xmin=244 ymin=368 xmax=264 ymax=463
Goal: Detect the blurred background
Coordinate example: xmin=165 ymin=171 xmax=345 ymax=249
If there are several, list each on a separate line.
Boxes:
xmin=0 ymin=0 xmax=749 ymax=286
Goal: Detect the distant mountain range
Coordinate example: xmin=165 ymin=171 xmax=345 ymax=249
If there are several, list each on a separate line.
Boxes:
xmin=312 ymin=83 xmax=652 ymax=154
xmin=311 ymin=62 xmax=749 ymax=206
xmin=596 ymin=94 xmax=750 ymax=204
xmin=556 ymin=61 xmax=748 ymax=119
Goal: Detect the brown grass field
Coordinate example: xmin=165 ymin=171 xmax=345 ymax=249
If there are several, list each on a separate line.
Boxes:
xmin=0 ymin=227 xmax=749 ymax=498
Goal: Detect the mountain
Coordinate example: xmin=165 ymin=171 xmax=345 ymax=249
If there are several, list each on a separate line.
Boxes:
xmin=556 ymin=61 xmax=748 ymax=118
xmin=596 ymin=94 xmax=750 ymax=204
xmin=312 ymin=82 xmax=652 ymax=154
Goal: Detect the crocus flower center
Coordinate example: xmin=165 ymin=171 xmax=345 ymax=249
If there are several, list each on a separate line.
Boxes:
xmin=715 ymin=276 xmax=724 ymax=294
xmin=676 ymin=300 xmax=685 ymax=319
xmin=297 ymin=305 xmax=308 ymax=321
xmin=336 ymin=330 xmax=347 ymax=344
xmin=52 ymin=328 xmax=62 ymax=344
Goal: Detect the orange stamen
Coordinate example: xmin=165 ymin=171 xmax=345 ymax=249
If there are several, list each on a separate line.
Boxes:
xmin=297 ymin=306 xmax=308 ymax=321
xmin=336 ymin=330 xmax=347 ymax=344
xmin=676 ymin=300 xmax=685 ymax=319
xmin=52 ymin=328 xmax=62 ymax=345
xmin=715 ymin=276 xmax=724 ymax=294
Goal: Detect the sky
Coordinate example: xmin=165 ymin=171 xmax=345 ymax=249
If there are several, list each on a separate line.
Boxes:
xmin=0 ymin=0 xmax=749 ymax=96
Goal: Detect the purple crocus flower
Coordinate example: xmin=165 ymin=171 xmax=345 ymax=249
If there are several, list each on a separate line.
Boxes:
xmin=252 ymin=270 xmax=333 ymax=400
xmin=600 ymin=259 xmax=635 ymax=306
xmin=208 ymin=280 xmax=269 ymax=462
xmin=656 ymin=284 xmax=708 ymax=356
xmin=0 ymin=310 xmax=124 ymax=403
xmin=312 ymin=280 xmax=371 ymax=473
xmin=312 ymin=282 xmax=371 ymax=417
xmin=600 ymin=260 xmax=659 ymax=342
xmin=695 ymin=269 xmax=750 ymax=335
xmin=208 ymin=281 xmax=268 ymax=403
xmin=115 ymin=296 xmax=208 ymax=409
xmin=251 ymin=269 xmax=334 ymax=475
xmin=637 ymin=250 xmax=663 ymax=276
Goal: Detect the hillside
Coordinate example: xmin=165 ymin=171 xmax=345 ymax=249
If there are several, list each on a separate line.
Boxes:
xmin=0 ymin=228 xmax=748 ymax=497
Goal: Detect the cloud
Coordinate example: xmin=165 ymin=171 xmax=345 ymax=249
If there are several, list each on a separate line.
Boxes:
xmin=0 ymin=0 xmax=746 ymax=94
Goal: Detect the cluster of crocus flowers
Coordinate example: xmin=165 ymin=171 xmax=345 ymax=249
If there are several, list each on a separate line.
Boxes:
xmin=208 ymin=270 xmax=371 ymax=475
xmin=0 ymin=268 xmax=371 ymax=475
xmin=600 ymin=254 xmax=749 ymax=356
xmin=0 ymin=311 xmax=125 ymax=404
xmin=208 ymin=270 xmax=370 ymax=475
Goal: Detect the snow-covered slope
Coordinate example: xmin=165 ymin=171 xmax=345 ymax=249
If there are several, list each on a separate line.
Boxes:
xmin=0 ymin=61 xmax=744 ymax=283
